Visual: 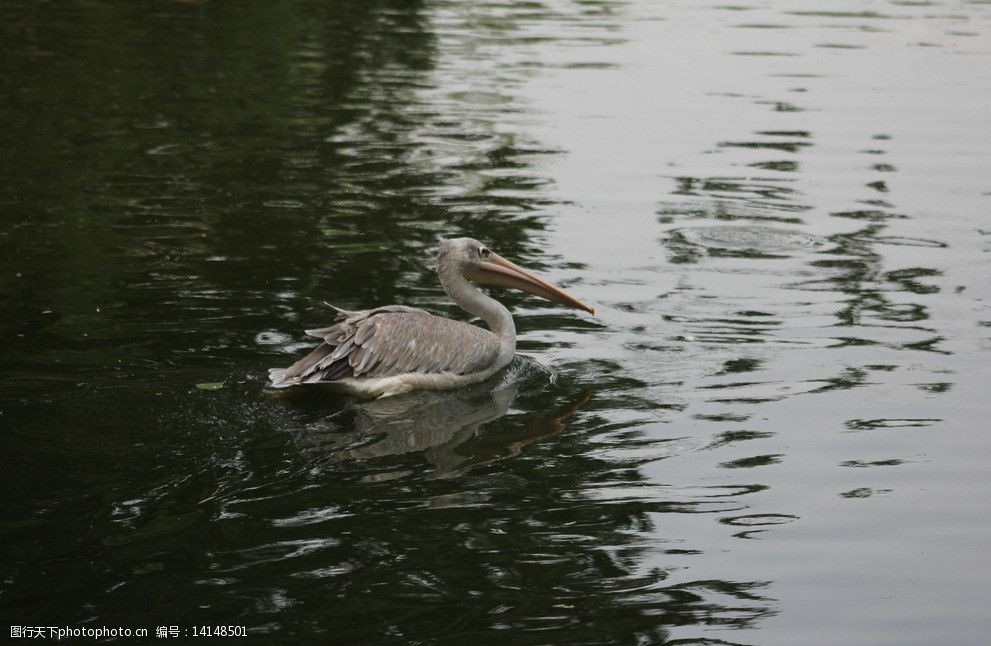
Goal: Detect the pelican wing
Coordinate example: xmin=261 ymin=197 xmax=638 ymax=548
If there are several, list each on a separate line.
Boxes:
xmin=268 ymin=305 xmax=501 ymax=387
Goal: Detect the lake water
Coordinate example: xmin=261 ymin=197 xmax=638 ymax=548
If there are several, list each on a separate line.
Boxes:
xmin=2 ymin=0 xmax=990 ymax=644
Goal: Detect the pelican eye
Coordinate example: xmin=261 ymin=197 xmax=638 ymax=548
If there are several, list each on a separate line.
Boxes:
xmin=478 ymin=246 xmax=490 ymax=258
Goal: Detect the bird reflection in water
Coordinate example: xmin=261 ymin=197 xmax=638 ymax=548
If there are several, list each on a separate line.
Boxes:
xmin=282 ymin=361 xmax=591 ymax=479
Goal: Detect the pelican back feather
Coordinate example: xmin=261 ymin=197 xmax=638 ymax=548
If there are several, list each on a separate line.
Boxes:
xmin=268 ymin=305 xmax=501 ymax=388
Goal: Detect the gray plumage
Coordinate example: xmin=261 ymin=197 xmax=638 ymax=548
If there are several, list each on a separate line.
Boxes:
xmin=268 ymin=304 xmax=501 ymax=388
xmin=267 ymin=237 xmax=592 ymax=397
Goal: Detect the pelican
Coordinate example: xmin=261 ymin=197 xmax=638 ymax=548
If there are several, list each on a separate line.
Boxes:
xmin=268 ymin=237 xmax=594 ymax=398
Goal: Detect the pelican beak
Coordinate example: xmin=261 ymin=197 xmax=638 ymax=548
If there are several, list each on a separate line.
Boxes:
xmin=467 ymin=252 xmax=595 ymax=315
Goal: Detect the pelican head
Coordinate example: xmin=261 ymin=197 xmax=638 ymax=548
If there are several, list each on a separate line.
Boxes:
xmin=438 ymin=237 xmax=595 ymax=315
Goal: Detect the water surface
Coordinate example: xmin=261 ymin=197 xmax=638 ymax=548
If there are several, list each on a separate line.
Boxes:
xmin=2 ymin=0 xmax=990 ymax=644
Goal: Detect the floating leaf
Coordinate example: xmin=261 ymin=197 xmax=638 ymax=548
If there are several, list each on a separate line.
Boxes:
xmin=196 ymin=381 xmax=226 ymax=391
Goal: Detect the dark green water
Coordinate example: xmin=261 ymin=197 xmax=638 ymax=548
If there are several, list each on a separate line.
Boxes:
xmin=2 ymin=1 xmax=990 ymax=644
